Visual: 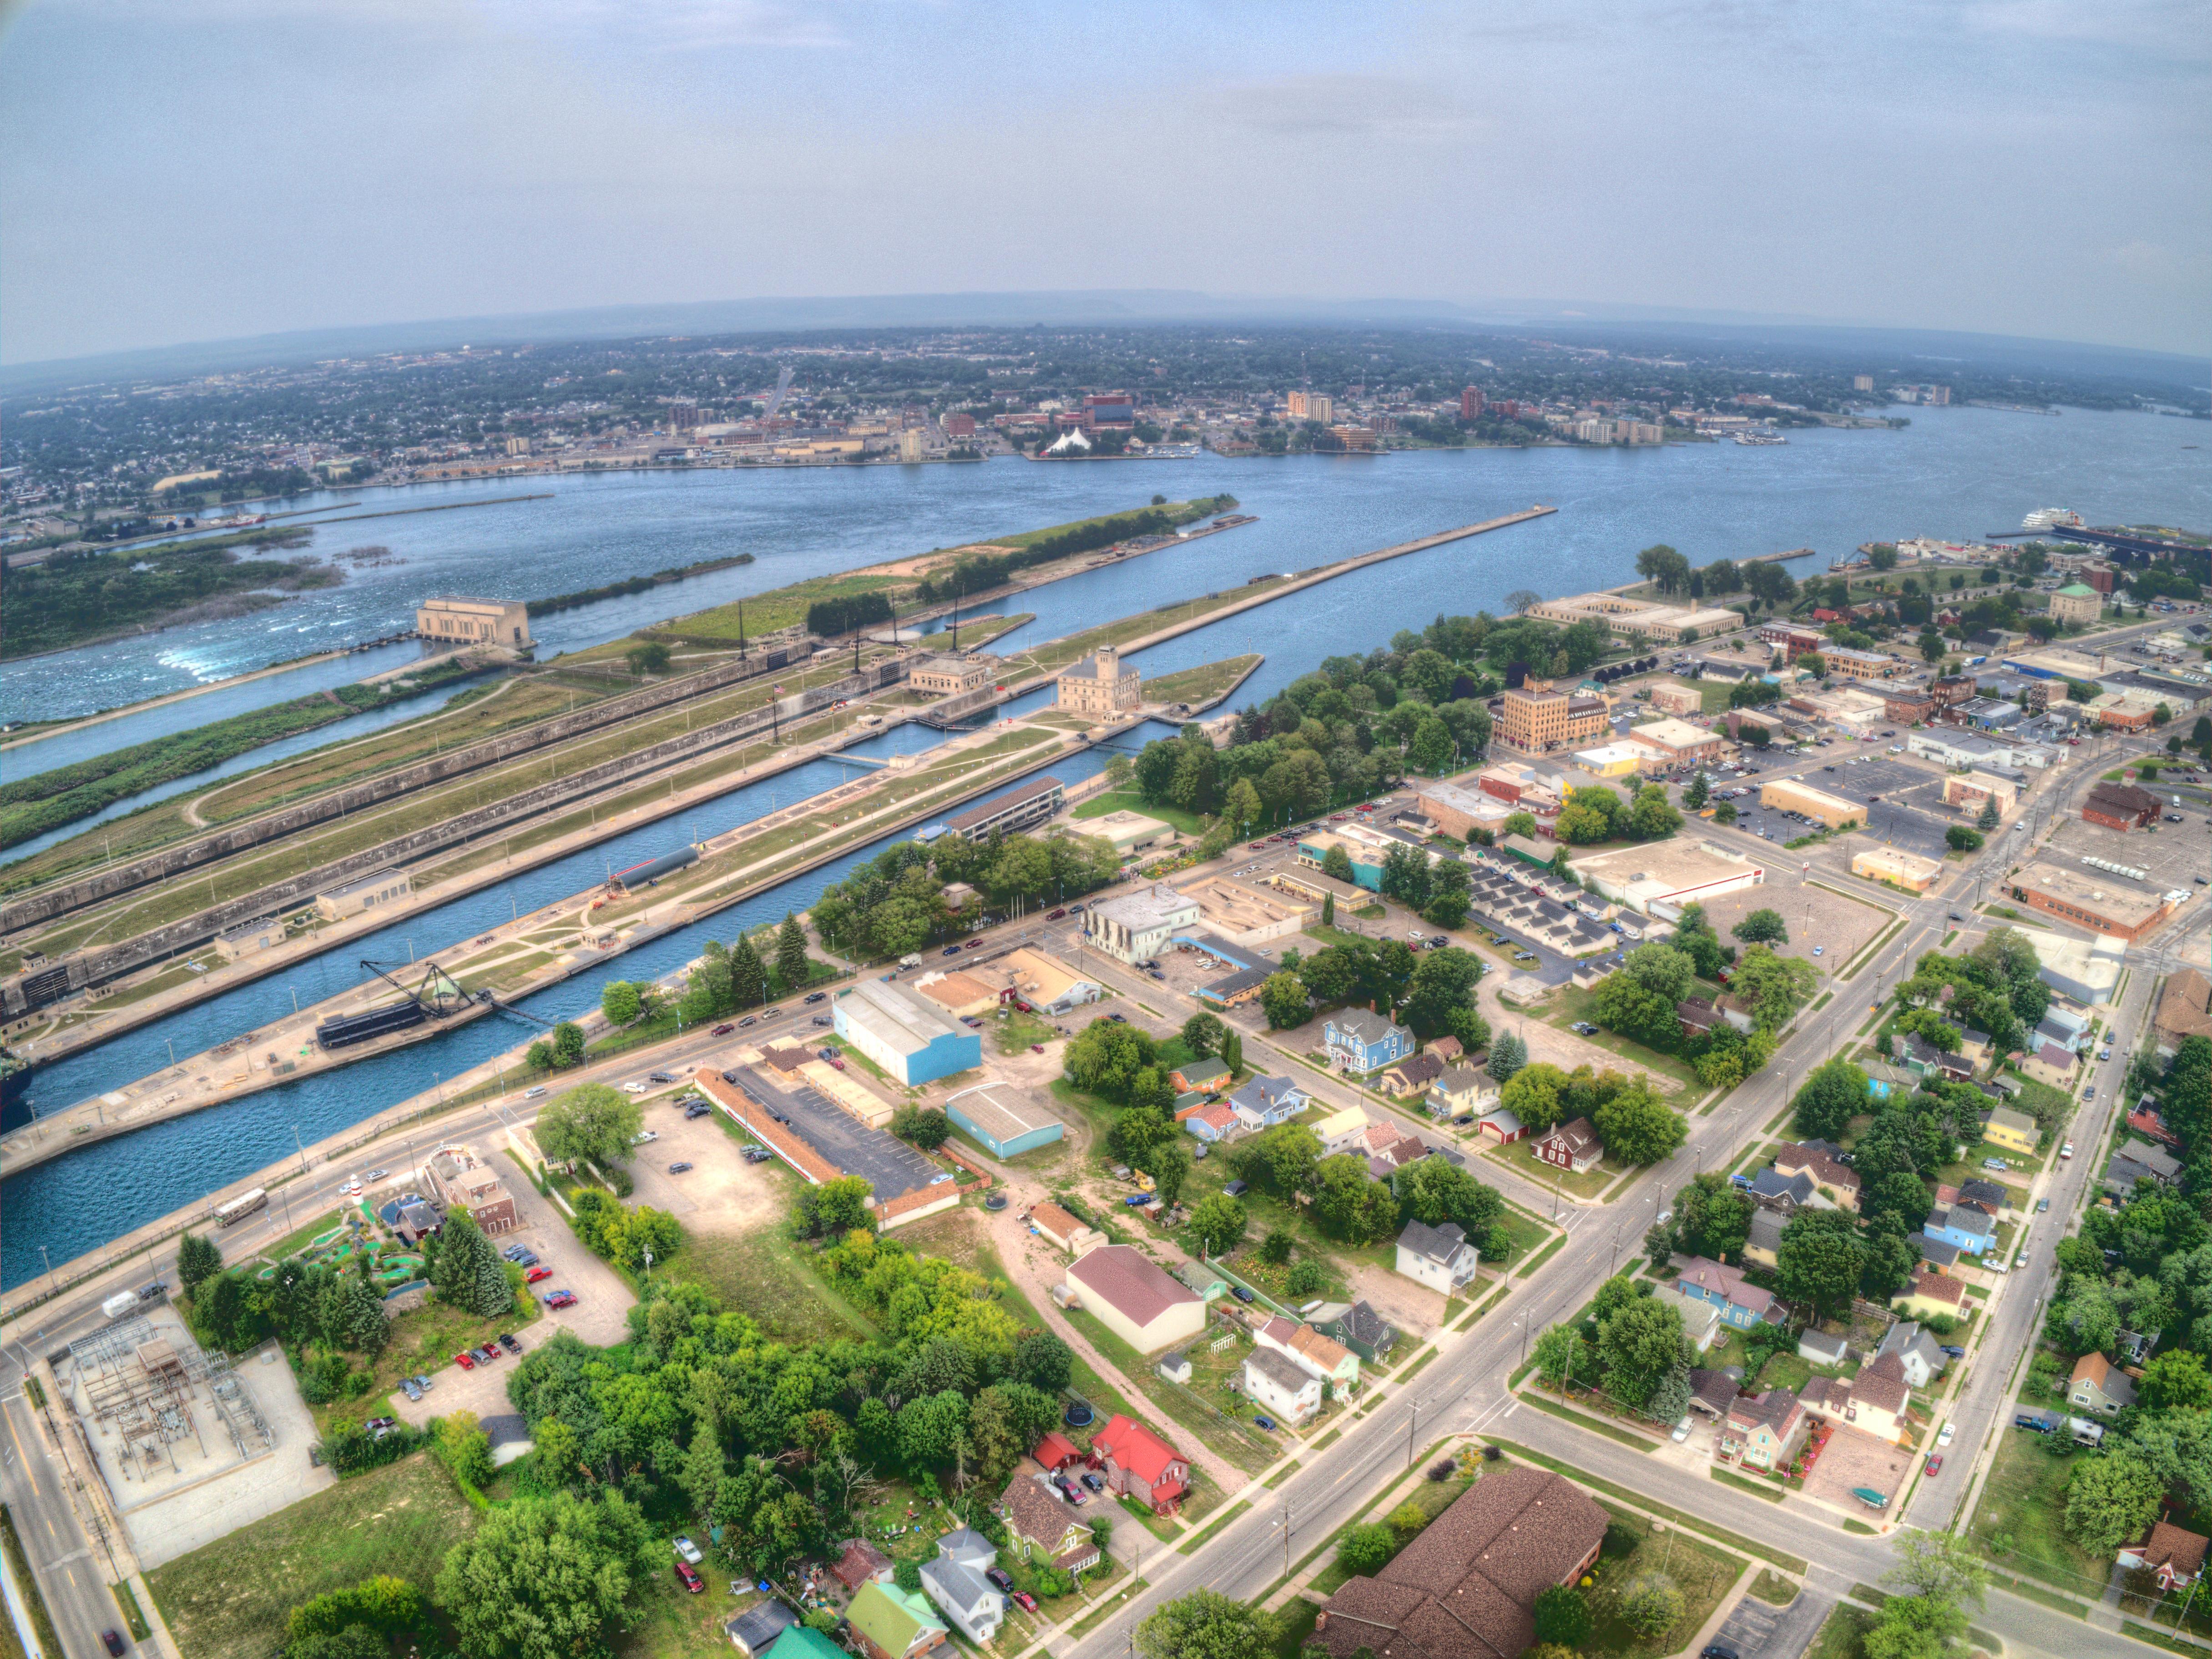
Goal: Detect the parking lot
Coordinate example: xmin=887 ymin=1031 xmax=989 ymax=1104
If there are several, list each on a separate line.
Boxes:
xmin=1707 ymin=1585 xmax=1828 ymax=1659
xmin=1716 ymin=751 xmax=1965 ymax=861
xmin=1798 ymin=1421 xmax=1912 ymax=1515
xmin=1694 ymin=862 xmax=1897 ymax=976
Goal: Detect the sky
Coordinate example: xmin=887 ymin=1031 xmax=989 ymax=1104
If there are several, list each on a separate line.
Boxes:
xmin=2 ymin=0 xmax=2208 ymax=365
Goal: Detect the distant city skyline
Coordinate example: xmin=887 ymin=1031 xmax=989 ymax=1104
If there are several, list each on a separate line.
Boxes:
xmin=2 ymin=0 xmax=2207 ymax=364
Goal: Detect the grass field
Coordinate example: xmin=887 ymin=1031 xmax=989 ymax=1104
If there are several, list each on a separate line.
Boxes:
xmin=1968 ymin=1421 xmax=2108 ymax=1599
xmin=1072 ymin=790 xmax=1214 ymax=839
xmin=1809 ymin=1603 xmax=1877 ymax=1659
xmin=146 ymin=1452 xmax=477 ymax=1659
xmin=1585 ymin=1502 xmax=1746 ymax=1658
xmin=1485 ymin=1133 xmax=1614 ymax=1199
xmin=1143 ymin=654 xmax=1262 ymax=708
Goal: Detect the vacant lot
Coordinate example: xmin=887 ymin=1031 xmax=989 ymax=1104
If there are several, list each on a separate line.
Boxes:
xmin=1799 ymin=1423 xmax=1910 ymax=1517
xmin=1968 ymin=1418 xmax=2107 ymax=1599
xmin=147 ymin=1452 xmax=475 ymax=1659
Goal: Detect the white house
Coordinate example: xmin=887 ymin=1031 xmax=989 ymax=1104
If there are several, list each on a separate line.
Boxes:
xmin=1394 ymin=1220 xmax=1480 ymax=1295
xmin=1241 ymin=1346 xmax=1322 ymax=1425
xmin=917 ymin=1528 xmax=1004 ymax=1644
xmin=1316 ymin=1105 xmax=1374 ymax=1158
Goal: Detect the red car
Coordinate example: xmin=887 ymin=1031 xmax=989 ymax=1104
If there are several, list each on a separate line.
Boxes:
xmin=1013 ymin=1591 xmax=1039 ymax=1613
xmin=453 ymin=1350 xmax=476 ymax=1370
xmin=1924 ymin=1454 xmax=1943 ymax=1477
xmin=526 ymin=1265 xmax=553 ymax=1284
xmin=676 ymin=1561 xmax=704 ymax=1593
xmin=542 ymin=1290 xmax=578 ymax=1309
xmin=712 ymin=1023 xmax=735 ymax=1035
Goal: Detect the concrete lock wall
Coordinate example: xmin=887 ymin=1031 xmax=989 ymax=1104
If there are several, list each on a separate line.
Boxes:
xmin=1 ymin=658 xmax=907 ymax=1013
xmin=1 ymin=648 xmax=825 ymax=936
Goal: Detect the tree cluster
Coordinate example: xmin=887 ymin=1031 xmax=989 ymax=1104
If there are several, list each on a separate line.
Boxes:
xmin=810 ymin=833 xmax=1119 ymax=961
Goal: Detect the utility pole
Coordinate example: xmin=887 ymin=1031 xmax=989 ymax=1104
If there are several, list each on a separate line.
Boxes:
xmin=1407 ymin=1400 xmax=1419 ymax=1469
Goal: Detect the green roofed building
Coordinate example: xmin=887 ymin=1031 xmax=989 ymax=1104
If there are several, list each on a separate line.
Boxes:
xmin=768 ymin=1629 xmax=848 ymax=1659
xmin=2048 ymin=583 xmax=2103 ymax=627
xmin=847 ymin=1581 xmax=949 ymax=1659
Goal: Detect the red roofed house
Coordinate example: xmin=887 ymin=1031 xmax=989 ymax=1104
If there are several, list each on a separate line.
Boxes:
xmin=1030 ymin=1432 xmax=1082 ymax=1472
xmin=831 ymin=1538 xmax=896 ymax=1590
xmin=1087 ymin=1416 xmax=1190 ymax=1515
xmin=2120 ymin=1521 xmax=2211 ymax=1590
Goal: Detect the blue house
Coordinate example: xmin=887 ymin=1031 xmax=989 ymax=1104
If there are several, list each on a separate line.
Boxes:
xmin=1673 ymin=1258 xmax=1783 ymax=1330
xmin=1323 ymin=1010 xmax=1414 ymax=1075
xmin=1924 ymin=1203 xmax=1994 ymax=1256
xmin=1227 ymin=1074 xmax=1308 ymax=1132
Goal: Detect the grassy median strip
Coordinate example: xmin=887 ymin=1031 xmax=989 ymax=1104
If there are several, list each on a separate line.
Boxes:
xmin=0 ymin=1504 xmax=62 ymax=1659
xmin=1179 ymin=1500 xmax=1251 ymax=1556
xmin=111 ymin=1578 xmax=152 ymax=1641
xmin=1514 ymin=1390 xmax=1659 ymax=1452
xmin=1515 ymin=1232 xmax=1569 ymax=1279
xmin=1483 ymin=1440 xmax=1809 ymax=1573
xmin=1709 ymin=1466 xmax=1787 ymax=1502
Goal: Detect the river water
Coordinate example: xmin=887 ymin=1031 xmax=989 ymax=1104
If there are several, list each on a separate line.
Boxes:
xmin=4 ymin=406 xmax=2207 ymax=1286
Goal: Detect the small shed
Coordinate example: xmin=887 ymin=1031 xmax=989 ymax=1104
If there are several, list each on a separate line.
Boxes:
xmin=1157 ymin=1351 xmax=1192 ymax=1384
xmin=1798 ymin=1330 xmax=1849 ymax=1367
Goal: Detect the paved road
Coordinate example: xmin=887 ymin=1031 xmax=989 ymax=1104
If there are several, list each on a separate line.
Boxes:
xmin=0 ymin=1383 xmax=128 ymax=1659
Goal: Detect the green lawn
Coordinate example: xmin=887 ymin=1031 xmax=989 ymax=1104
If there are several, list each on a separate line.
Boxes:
xmin=1809 ymin=1603 xmax=1877 ymax=1659
xmin=1968 ymin=1417 xmax=2109 ymax=1599
xmin=1585 ymin=1503 xmax=1746 ymax=1659
xmin=1145 ymin=654 xmax=1263 ymax=708
xmin=1542 ymin=984 xmax=1710 ymax=1096
xmin=1071 ymin=789 xmax=1213 ymax=839
xmin=1485 ymin=1133 xmax=1614 ymax=1199
xmin=146 ymin=1452 xmax=476 ymax=1659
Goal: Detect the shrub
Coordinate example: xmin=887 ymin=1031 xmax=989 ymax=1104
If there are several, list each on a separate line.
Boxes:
xmin=1532 ymin=1585 xmax=1592 ymax=1646
xmin=1337 ymin=1523 xmax=1396 ymax=1576
xmin=1620 ymin=1573 xmax=1684 ymax=1638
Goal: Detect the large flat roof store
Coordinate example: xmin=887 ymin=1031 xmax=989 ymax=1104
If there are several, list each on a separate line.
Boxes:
xmin=2005 ymin=861 xmax=2182 ymax=943
xmin=1569 ymin=839 xmax=1763 ymax=915
xmin=1628 ymin=716 xmax=1725 ymax=756
xmin=942 ymin=775 xmax=1065 ymax=842
xmin=833 ymin=977 xmax=982 ymax=1086
xmin=1851 ymin=846 xmax=1944 ymax=893
xmin=1758 ymin=778 xmax=1868 ymax=829
xmin=944 ymin=1081 xmax=1065 ymax=1159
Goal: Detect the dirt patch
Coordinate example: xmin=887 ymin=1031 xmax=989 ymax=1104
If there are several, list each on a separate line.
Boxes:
xmin=623 ymin=1096 xmax=783 ymax=1238
xmin=1696 ymin=868 xmax=1894 ymax=977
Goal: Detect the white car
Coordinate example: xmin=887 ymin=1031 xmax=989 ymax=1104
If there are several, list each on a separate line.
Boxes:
xmin=1672 ymin=1416 xmax=1693 ymax=1442
xmin=2060 ymin=1141 xmax=2074 ymax=1159
xmin=633 ymin=1129 xmax=659 ymax=1144
xmin=621 ymin=1081 xmax=648 ymax=1095
xmin=1937 ymin=1421 xmax=1956 ymax=1447
xmin=673 ymin=1536 xmax=704 ymax=1564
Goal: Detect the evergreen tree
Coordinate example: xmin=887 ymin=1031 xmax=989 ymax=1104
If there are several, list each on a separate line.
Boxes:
xmin=339 ymin=1275 xmax=392 ymax=1355
xmin=730 ymin=935 xmax=768 ymax=1007
xmin=176 ymin=1231 xmax=223 ymax=1300
xmin=1488 ymin=1030 xmax=1527 ymax=1081
xmin=1321 ymin=893 xmax=1335 ymax=927
xmin=775 ymin=914 xmax=810 ymax=994
xmin=1683 ymin=771 xmax=1709 ymax=810
xmin=1221 ymin=1030 xmax=1244 ymax=1076
xmin=1976 ymin=795 xmax=2000 ymax=831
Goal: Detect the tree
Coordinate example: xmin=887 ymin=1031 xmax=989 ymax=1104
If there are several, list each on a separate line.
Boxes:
xmin=1777 ymin=1210 xmax=1866 ymax=1316
xmin=1674 ymin=1172 xmax=1754 ymax=1263
xmin=776 ymin=914 xmax=810 ymax=993
xmin=1883 ymin=1528 xmax=1989 ymax=1608
xmin=1683 ymin=771 xmax=1710 ymax=810
xmin=1620 ymin=941 xmax=1697 ymax=1007
xmin=1135 ymin=1590 xmax=1277 ymax=1659
xmin=1221 ymin=1030 xmax=1244 ymax=1076
xmin=1312 ymin=1154 xmax=1401 ymax=1245
xmin=1793 ymin=1058 xmax=1870 ymax=1141
xmin=1014 ymin=1332 xmax=1074 ymax=1393
xmin=1732 ymin=909 xmax=1789 ymax=945
xmin=434 ymin=1488 xmax=657 ymax=1659
xmin=1946 ymin=825 xmax=1983 ymax=851
xmin=1628 ymin=784 xmax=1681 ymax=841
xmin=1620 ymin=1573 xmax=1684 ymax=1639
xmin=1424 ymin=860 xmax=1472 ymax=930
xmin=1259 ymin=971 xmax=1310 ymax=1030
xmin=1591 ymin=1086 xmax=1687 ymax=1167
xmin=435 ymin=1409 xmax=496 ymax=1488
xmin=176 ymin=1232 xmax=222 ymax=1300
xmin=1533 ymin=1323 xmax=1582 ymax=1389
xmin=1732 ymin=946 xmax=1818 ymax=1033
xmin=891 ymin=1105 xmax=952 ymax=1149
xmin=1488 ymin=1030 xmax=1526 ymax=1082
xmin=1404 ymin=948 xmax=1483 ymax=1039
xmin=794 ymin=1176 xmax=876 ymax=1239
xmin=1533 ymin=1584 xmax=1593 ymax=1646
xmin=600 ymin=981 xmax=642 ymax=1027
xmin=551 ymin=1021 xmax=587 ymax=1068
xmin=1187 ymin=1194 xmax=1248 ymax=1258
xmin=625 ymin=642 xmax=671 ymax=676
xmin=730 ymin=936 xmax=768 ymax=1007
xmin=2065 ymin=1453 xmax=2164 ymax=1555
xmin=1321 ymin=893 xmax=1335 ymax=927
xmin=1596 ymin=1296 xmax=1691 ymax=1411
xmin=1976 ymin=795 xmax=2000 ymax=831
xmin=1337 ymin=1522 xmax=1397 ymax=1576
xmin=337 ymin=1275 xmax=391 ymax=1355
xmin=534 ymin=1083 xmax=643 ymax=1170
xmin=1321 ymin=844 xmax=1356 ymax=884
xmin=432 ymin=1214 xmax=519 ymax=1319
xmin=2139 ymin=1350 xmax=2212 ymax=1410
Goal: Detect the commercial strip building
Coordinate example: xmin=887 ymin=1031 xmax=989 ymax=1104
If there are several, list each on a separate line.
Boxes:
xmin=1174 ymin=873 xmax=1315 ymax=946
xmin=1626 ymin=715 xmax=1728 ymax=765
xmin=1851 ymin=846 xmax=1944 ymax=893
xmin=939 ymin=776 xmax=1065 ymax=843
xmin=833 ymin=978 xmax=983 ymax=1085
xmin=1568 ymin=839 xmax=1764 ymax=915
xmin=2004 ymin=862 xmax=2182 ymax=943
xmin=1414 ymin=780 xmax=1515 ymax=842
xmin=1758 ymin=778 xmax=1867 ymax=830
xmin=1942 ymin=772 xmax=2019 ymax=817
xmin=1082 ymin=882 xmax=1202 ymax=962
xmin=1820 ymin=646 xmax=1905 ymax=682
xmin=1525 ymin=591 xmax=1740 ymax=643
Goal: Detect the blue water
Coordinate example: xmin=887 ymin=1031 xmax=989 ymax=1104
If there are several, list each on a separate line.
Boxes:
xmin=6 ymin=405 xmax=2209 ymax=1286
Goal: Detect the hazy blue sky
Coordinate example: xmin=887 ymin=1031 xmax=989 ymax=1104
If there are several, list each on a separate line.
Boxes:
xmin=3 ymin=0 xmax=2206 ymax=364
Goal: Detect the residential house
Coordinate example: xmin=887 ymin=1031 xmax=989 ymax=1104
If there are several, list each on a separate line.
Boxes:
xmin=1800 ymin=1352 xmax=1913 ymax=1443
xmin=1717 ymin=1390 xmax=1809 ymax=1472
xmin=1184 ymin=1100 xmax=1239 ymax=1143
xmin=1088 ymin=1416 xmax=1191 ymax=1514
xmin=1674 ymin=1257 xmax=1783 ymax=1330
xmin=764 ymin=1629 xmax=847 ymax=1659
xmin=1924 ymin=1204 xmax=1995 ymax=1257
xmin=2069 ymin=1352 xmax=2138 ymax=1416
xmin=1959 ymin=1177 xmax=2009 ymax=1211
xmin=1893 ymin=1264 xmax=1969 ymax=1323
xmin=1254 ymin=1317 xmax=1361 ymax=1391
xmin=2131 ymin=1097 xmax=2182 ymax=1147
xmin=1985 ymin=1106 xmax=2040 ymax=1156
xmin=1321 ymin=1301 xmax=1397 ymax=1364
xmin=1312 ymin=1468 xmax=1608 ymax=1659
xmin=1030 ymin=1432 xmax=1082 ymax=1472
xmin=1688 ymin=1368 xmax=1740 ymax=1420
xmin=1228 ymin=1074 xmax=1308 ymax=1132
xmin=1395 ymin=1220 xmax=1482 ymax=1295
xmin=2153 ymin=968 xmax=2212 ymax=1057
xmin=998 ymin=1473 xmax=1101 ymax=1573
xmin=917 ymin=1530 xmax=1005 ymax=1645
xmin=1242 ymin=1346 xmax=1323 ymax=1425
xmin=1911 ymin=1233 xmax=1963 ymax=1272
xmin=830 ymin=1539 xmax=895 ymax=1590
xmin=1324 ymin=1009 xmax=1416 ymax=1075
xmin=1064 ymin=1246 xmax=1207 ymax=1354
xmin=1316 ymin=1105 xmax=1376 ymax=1157
xmin=1774 ymin=1143 xmax=1862 ymax=1212
xmin=1747 ymin=1168 xmax=1819 ymax=1214
xmin=1377 ymin=1051 xmax=1448 ymax=1100
xmin=845 ymin=1582 xmax=949 ymax=1659
xmin=1876 ymin=1321 xmax=1950 ymax=1390
xmin=1169 ymin=1058 xmax=1232 ymax=1096
xmin=1361 ymin=1119 xmax=1433 ymax=1180
xmin=2021 ymin=1044 xmax=2080 ymax=1093
xmin=1677 ymin=996 xmax=1754 ymax=1038
xmin=2119 ymin=1523 xmax=2211 ymax=1591
xmin=1743 ymin=1209 xmax=1787 ymax=1271
xmin=1533 ymin=1117 xmax=1604 ymax=1174
xmin=2118 ymin=1138 xmax=2184 ymax=1184
xmin=1657 ymin=1284 xmax=1725 ymax=1353
xmin=725 ymin=1600 xmax=799 ymax=1659
xmin=1893 ymin=1032 xmax=1974 ymax=1084
xmin=1427 ymin=1064 xmax=1499 ymax=1120
xmin=2109 ymin=1155 xmax=2171 ymax=1199
xmin=1025 ymin=1203 xmax=1106 ymax=1258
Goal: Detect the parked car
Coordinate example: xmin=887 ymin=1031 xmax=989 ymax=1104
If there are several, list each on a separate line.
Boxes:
xmin=1982 ymin=1158 xmax=2009 ymax=1171
xmin=1940 ymin=1345 xmax=1966 ymax=1359
xmin=1081 ymin=1471 xmax=1104 ymax=1492
xmin=712 ymin=1023 xmax=736 ymax=1035
xmin=401 ymin=1377 xmax=423 ymax=1401
xmin=2036 ymin=1197 xmax=2050 ymax=1213
xmin=1252 ymin=1416 xmax=1277 ymax=1432
xmin=1672 ymin=1417 xmax=1693 ymax=1442
xmin=685 ymin=1102 xmax=712 ymax=1119
xmin=621 ymin=1082 xmax=648 ymax=1094
xmin=668 ymin=1161 xmax=694 ymax=1174
xmin=676 ymin=1561 xmax=704 ymax=1593
xmin=1924 ymin=1454 xmax=1943 ymax=1477
xmin=1230 ymin=1285 xmax=1254 ymax=1304
xmin=453 ymin=1350 xmax=476 ymax=1370
xmin=2060 ymin=1142 xmax=2074 ymax=1159
xmin=543 ymin=1290 xmax=577 ymax=1309
xmin=1222 ymin=1179 xmax=1248 ymax=1197
xmin=474 ymin=1344 xmax=501 ymax=1364
xmin=501 ymin=1243 xmax=533 ymax=1261
xmin=634 ymin=1129 xmax=659 ymax=1144
xmin=1938 ymin=1421 xmax=1955 ymax=1447
xmin=523 ymin=1085 xmax=547 ymax=1099
xmin=986 ymin=1567 xmax=1015 ymax=1593
xmin=526 ymin=1265 xmax=553 ymax=1284
xmin=674 ymin=1536 xmax=704 ymax=1564
xmin=499 ymin=1332 xmax=523 ymax=1356
xmin=1013 ymin=1591 xmax=1039 ymax=1613
xmin=409 ymin=1374 xmax=433 ymax=1395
